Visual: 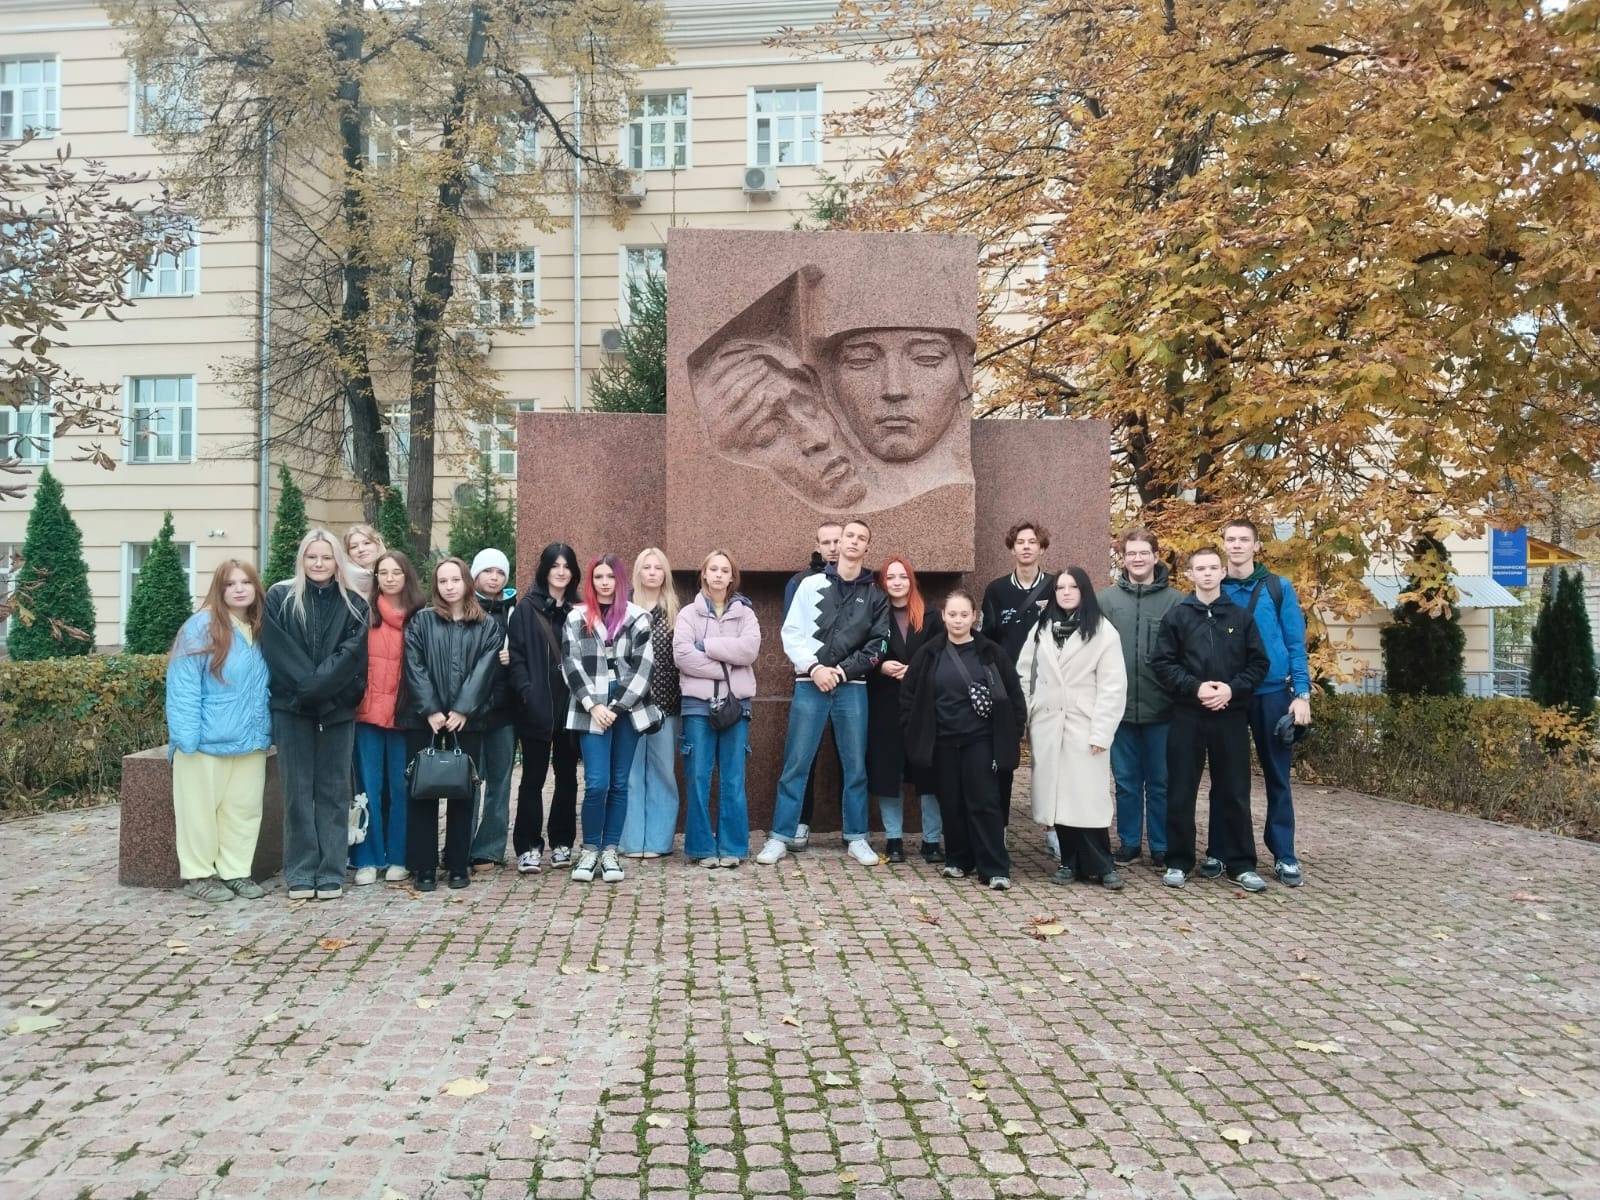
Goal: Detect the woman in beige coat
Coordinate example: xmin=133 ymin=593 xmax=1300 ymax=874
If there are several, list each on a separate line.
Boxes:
xmin=1017 ymin=567 xmax=1129 ymax=889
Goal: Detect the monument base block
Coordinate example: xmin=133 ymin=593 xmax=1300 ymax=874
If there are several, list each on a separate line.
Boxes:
xmin=118 ymin=746 xmax=285 ymax=887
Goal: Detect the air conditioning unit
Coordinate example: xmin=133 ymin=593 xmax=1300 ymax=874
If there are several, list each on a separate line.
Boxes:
xmin=619 ymin=170 xmax=647 ymax=205
xmin=453 ymin=328 xmax=491 ymax=356
xmin=599 ymin=327 xmax=625 ymax=354
xmin=742 ymin=165 xmax=779 ymax=196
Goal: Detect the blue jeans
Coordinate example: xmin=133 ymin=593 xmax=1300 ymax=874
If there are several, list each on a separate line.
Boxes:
xmin=874 ymin=792 xmax=941 ymax=841
xmin=682 ymin=714 xmax=750 ymax=860
xmin=771 ymin=682 xmax=869 ymax=840
xmin=620 ymin=717 xmax=681 ymax=855
xmin=352 ymin=723 xmax=408 ymax=870
xmin=468 ymin=724 xmax=517 ymax=864
xmin=1247 ymin=688 xmax=1296 ymax=863
xmin=1110 ymin=720 xmax=1169 ymax=854
xmin=578 ymin=715 xmax=643 ymax=852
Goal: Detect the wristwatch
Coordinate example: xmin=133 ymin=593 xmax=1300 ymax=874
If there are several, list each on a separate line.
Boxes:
xmin=1295 ymin=691 xmax=1311 ymax=702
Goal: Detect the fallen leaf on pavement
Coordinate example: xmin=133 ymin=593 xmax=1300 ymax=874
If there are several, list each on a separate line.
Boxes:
xmin=917 ymin=910 xmax=941 ymax=925
xmin=1296 ymin=974 xmax=1321 ymax=983
xmin=1220 ymin=1126 xmax=1253 ymax=1146
xmin=838 ymin=1170 xmax=858 ymax=1184
xmin=742 ymin=1030 xmax=767 ymax=1047
xmin=1292 ymin=949 xmax=1308 ymax=962
xmin=5 ymin=1013 xmax=62 ymax=1036
xmin=1509 ymin=892 xmax=1545 ymax=902
xmin=1017 ymin=985 xmax=1038 ymax=995
xmin=441 ymin=1078 xmax=488 ymax=1098
xmin=1111 ymin=1164 xmax=1136 ymax=1180
xmin=1057 ymin=973 xmax=1074 ymax=985
xmin=645 ymin=1114 xmax=671 ymax=1128
xmin=415 ymin=998 xmax=438 ymax=1010
xmin=1001 ymin=1120 xmax=1026 ymax=1136
xmin=800 ymin=944 xmax=817 ymax=956
xmin=380 ymin=1188 xmax=406 ymax=1200
xmin=558 ymin=964 xmax=576 ymax=976
xmin=965 ymin=1089 xmax=987 ymax=1101
xmin=317 ymin=937 xmax=350 ymax=951
xmin=535 ymin=1055 xmax=556 ymax=1066
xmin=260 ymin=1011 xmax=281 ymax=1025
xmin=941 ymin=1035 xmax=959 ymax=1049
xmin=589 ymin=963 xmax=610 ymax=973
xmin=1294 ymin=1040 xmax=1345 ymax=1055
xmin=490 ymin=1007 xmax=515 ymax=1019
xmin=822 ymin=1072 xmax=848 ymax=1087
xmin=26 ymin=996 xmax=59 ymax=1011
xmin=1534 ymin=912 xmax=1552 ymax=922
xmin=528 ymin=1123 xmax=549 ymax=1139
xmin=1561 ymin=1024 xmax=1583 ymax=1038
xmin=780 ymin=1013 xmax=801 ymax=1028
xmin=1026 ymin=922 xmax=1065 ymax=939
xmin=1429 ymin=930 xmax=1452 ymax=942
xmin=1517 ymin=1086 xmax=1540 ymax=1098
xmin=166 ymin=939 xmax=190 ymax=954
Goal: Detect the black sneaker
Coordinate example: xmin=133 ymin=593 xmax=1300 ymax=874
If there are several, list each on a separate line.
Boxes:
xmin=1198 ymin=856 xmax=1224 ymax=879
xmin=415 ymin=873 xmax=437 ymax=893
xmin=1112 ymin=845 xmax=1141 ymax=865
xmin=885 ymin=838 xmax=906 ymax=864
xmin=1100 ymin=870 xmax=1125 ymax=891
xmin=920 ymin=841 xmax=945 ymax=863
xmin=1149 ymin=852 xmax=1167 ymax=870
xmin=448 ymin=874 xmax=470 ymax=890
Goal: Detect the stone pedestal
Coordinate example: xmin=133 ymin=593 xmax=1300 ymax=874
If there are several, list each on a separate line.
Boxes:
xmin=118 ymin=746 xmax=285 ymax=887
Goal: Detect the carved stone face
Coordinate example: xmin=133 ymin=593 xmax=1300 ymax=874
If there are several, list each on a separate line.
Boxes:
xmin=826 ymin=329 xmax=968 ymax=463
xmin=700 ymin=338 xmax=866 ymax=509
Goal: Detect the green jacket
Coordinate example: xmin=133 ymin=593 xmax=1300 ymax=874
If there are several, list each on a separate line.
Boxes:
xmin=1096 ymin=564 xmax=1182 ymax=724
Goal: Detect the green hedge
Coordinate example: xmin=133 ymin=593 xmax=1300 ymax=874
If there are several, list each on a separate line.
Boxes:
xmin=0 ymin=654 xmax=168 ymax=816
xmin=1298 ymin=693 xmax=1599 ymax=841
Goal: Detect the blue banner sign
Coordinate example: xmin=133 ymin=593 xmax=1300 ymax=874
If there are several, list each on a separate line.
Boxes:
xmin=1490 ymin=526 xmax=1528 ymax=587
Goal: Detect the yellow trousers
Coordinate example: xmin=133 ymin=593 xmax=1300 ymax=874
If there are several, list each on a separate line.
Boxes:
xmin=172 ymin=750 xmax=267 ymax=881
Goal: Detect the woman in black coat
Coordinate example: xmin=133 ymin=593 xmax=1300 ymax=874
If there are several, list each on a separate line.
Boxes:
xmin=506 ymin=542 xmax=580 ymax=873
xmin=867 ymin=556 xmax=945 ymax=863
xmin=901 ymin=586 xmax=1026 ymax=890
xmin=402 ymin=556 xmax=503 ymax=892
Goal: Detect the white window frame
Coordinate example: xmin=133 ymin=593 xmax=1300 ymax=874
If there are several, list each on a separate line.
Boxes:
xmin=363 ymin=108 xmax=413 ymax=168
xmin=1 ymin=56 xmax=61 ymax=141
xmin=471 ymin=406 xmax=527 ymax=479
xmin=0 ymin=541 xmax=19 ymax=640
xmin=1 ymin=379 xmax=52 ymax=465
xmin=472 ymin=248 xmax=539 ymax=327
xmin=128 ymin=60 xmax=202 ymax=136
xmin=129 ymin=217 xmax=200 ymax=298
xmin=124 ymin=375 xmax=196 ymax=464
xmin=385 ymin=404 xmax=410 ymax=480
xmin=617 ymin=244 xmax=665 ymax=325
xmin=747 ymin=84 xmax=822 ymax=168
xmin=624 ymin=89 xmax=691 ymax=172
xmin=121 ymin=538 xmax=196 ymax=636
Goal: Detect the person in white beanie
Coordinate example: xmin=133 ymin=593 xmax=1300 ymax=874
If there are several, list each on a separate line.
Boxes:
xmin=466 ymin=547 xmax=520 ymax=870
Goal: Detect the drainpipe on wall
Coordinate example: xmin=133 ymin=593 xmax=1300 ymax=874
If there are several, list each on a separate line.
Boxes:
xmin=571 ymin=78 xmax=583 ymax=412
xmin=256 ymin=119 xmax=274 ymax=561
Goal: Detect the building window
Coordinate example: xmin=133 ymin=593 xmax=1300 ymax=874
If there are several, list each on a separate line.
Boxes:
xmin=126 ymin=376 xmax=196 ymax=463
xmin=129 ymin=218 xmax=199 ymax=297
xmin=473 ymin=249 xmax=538 ymax=326
xmin=748 ymin=85 xmax=820 ymax=167
xmin=0 ymin=542 xmax=18 ymax=640
xmin=0 ymin=380 xmax=51 ymax=465
xmin=1 ymin=57 xmax=60 ymax=141
xmin=627 ymin=91 xmax=689 ymax=171
xmin=129 ymin=61 xmax=202 ymax=135
xmin=497 ymin=120 xmax=538 ymax=173
xmin=122 ymin=539 xmax=194 ymax=633
xmin=363 ymin=108 xmax=412 ymax=168
xmin=619 ymin=245 xmax=665 ymax=324
xmin=386 ymin=404 xmax=410 ymax=480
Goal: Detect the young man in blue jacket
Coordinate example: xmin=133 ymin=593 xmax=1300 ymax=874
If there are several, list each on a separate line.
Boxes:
xmin=1216 ymin=519 xmax=1312 ymax=887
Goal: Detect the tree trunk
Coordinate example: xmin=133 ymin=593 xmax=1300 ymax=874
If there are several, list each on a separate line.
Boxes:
xmin=405 ymin=3 xmax=488 ymax=553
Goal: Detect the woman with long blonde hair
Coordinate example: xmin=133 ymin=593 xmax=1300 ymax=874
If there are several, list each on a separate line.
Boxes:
xmin=260 ymin=529 xmax=370 ymax=900
xmin=619 ymin=547 xmax=682 ymax=858
xmin=165 ymin=559 xmax=272 ymax=902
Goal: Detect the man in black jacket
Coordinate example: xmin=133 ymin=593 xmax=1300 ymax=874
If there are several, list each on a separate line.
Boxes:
xmin=758 ymin=518 xmax=890 ymax=867
xmin=1150 ymin=546 xmax=1271 ymax=893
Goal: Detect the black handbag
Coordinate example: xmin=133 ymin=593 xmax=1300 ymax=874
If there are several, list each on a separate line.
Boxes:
xmin=707 ymin=662 xmax=743 ymax=732
xmin=945 ymin=644 xmax=995 ymax=719
xmin=406 ymin=732 xmax=478 ymax=802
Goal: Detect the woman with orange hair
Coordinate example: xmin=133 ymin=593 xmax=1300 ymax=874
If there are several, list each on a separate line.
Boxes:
xmin=866 ymin=556 xmax=945 ymax=863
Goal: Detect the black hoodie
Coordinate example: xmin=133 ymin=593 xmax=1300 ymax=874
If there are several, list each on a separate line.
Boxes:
xmin=1150 ymin=592 xmax=1269 ymax=712
xmin=506 ymin=588 xmax=563 ymax=741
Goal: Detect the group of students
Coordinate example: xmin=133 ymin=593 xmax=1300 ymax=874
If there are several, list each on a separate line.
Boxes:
xmin=161 ymin=510 xmax=1311 ymax=903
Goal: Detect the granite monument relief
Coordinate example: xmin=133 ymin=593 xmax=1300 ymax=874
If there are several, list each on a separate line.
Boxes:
xmin=519 ymin=228 xmax=1110 ymax=832
xmin=668 ymin=229 xmax=978 ymax=572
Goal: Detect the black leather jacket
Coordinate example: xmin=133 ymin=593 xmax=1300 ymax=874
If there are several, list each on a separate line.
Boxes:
xmin=474 ymin=588 xmax=517 ymax=728
xmin=401 ymin=608 xmax=504 ymax=728
xmin=260 ymin=579 xmax=368 ymax=723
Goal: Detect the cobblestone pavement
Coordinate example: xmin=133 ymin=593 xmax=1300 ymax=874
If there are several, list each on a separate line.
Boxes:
xmin=3 ymin=771 xmax=1599 ymax=1200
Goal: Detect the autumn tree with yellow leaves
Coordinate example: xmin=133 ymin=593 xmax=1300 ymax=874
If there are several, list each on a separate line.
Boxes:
xmin=813 ymin=0 xmax=1600 ymax=636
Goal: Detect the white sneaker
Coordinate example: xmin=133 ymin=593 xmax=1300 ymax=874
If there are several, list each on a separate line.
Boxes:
xmin=353 ymin=866 xmax=378 ymax=886
xmin=384 ymin=865 xmax=410 ymax=882
xmin=550 ymin=845 xmax=573 ymax=867
xmin=571 ymin=848 xmax=598 ymax=882
xmin=755 ymin=838 xmax=788 ymax=866
xmin=600 ymin=848 xmax=624 ymax=883
xmin=700 ymin=856 xmax=720 ymax=869
xmin=719 ymin=856 xmax=741 ymax=869
xmin=517 ymin=849 xmax=543 ymax=875
xmin=988 ymin=876 xmax=1012 ymax=891
xmin=622 ymin=850 xmax=648 ymax=860
xmin=791 ymin=822 xmax=811 ymax=850
xmin=847 ymin=838 xmax=879 ymax=867
xmin=1047 ymin=828 xmax=1060 ymax=858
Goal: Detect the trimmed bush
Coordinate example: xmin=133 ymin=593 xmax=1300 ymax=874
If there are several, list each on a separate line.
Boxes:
xmin=447 ymin=459 xmax=516 ymax=585
xmin=1380 ymin=536 xmax=1466 ymax=696
xmin=376 ymin=486 xmax=414 ymax=561
xmin=0 ymin=653 xmax=169 ymax=815
xmin=1297 ymin=693 xmax=1598 ymax=841
xmin=123 ymin=512 xmax=193 ymax=654
xmin=1530 ymin=570 xmax=1598 ymax=719
xmin=264 ymin=465 xmax=307 ymax=586
xmin=6 ymin=467 xmax=97 ymax=659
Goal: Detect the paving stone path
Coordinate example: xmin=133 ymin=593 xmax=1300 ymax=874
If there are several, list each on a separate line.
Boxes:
xmin=3 ymin=772 xmax=1599 ymax=1200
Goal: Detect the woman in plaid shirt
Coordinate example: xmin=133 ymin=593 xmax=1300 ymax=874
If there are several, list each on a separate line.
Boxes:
xmin=561 ymin=554 xmax=662 ymax=883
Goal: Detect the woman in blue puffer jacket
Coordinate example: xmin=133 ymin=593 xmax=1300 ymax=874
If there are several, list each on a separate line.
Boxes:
xmin=165 ymin=559 xmax=273 ymax=903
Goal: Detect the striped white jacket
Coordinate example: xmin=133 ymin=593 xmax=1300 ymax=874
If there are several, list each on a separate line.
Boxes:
xmin=560 ymin=602 xmax=662 ymax=734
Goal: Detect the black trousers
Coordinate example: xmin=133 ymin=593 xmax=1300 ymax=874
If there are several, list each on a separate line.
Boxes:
xmin=1164 ymin=706 xmax=1256 ymax=875
xmin=997 ymin=768 xmax=1015 ymax=827
xmin=274 ymin=713 xmax=355 ymax=891
xmin=933 ymin=736 xmax=1010 ymax=881
xmin=1055 ymin=824 xmax=1114 ymax=879
xmin=405 ymin=730 xmax=483 ymax=878
xmin=511 ymin=729 xmax=580 ymax=853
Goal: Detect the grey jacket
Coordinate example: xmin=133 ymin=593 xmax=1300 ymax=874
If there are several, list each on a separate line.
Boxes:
xmin=1096 ymin=564 xmax=1182 ymax=724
